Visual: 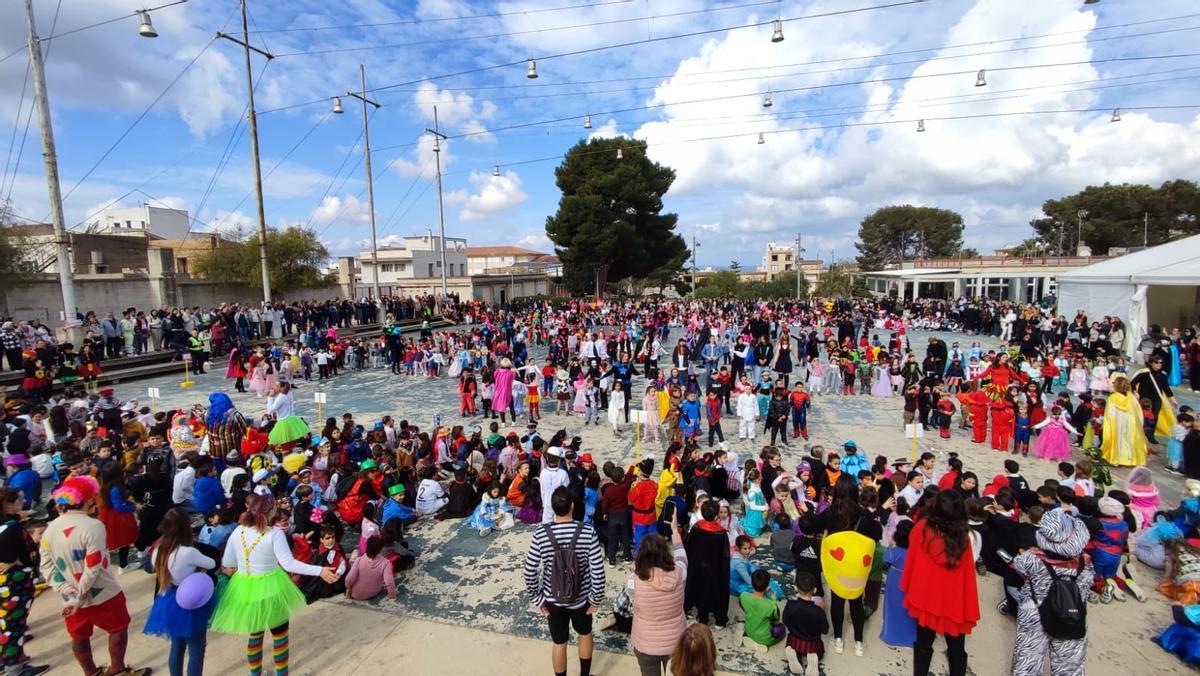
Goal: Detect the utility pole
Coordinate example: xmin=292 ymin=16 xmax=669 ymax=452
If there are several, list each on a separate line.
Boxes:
xmin=23 ymin=0 xmax=78 ymax=333
xmin=690 ymin=235 xmax=700 ymax=299
xmin=1143 ymin=212 xmax=1149 ymax=248
xmin=345 ymin=65 xmax=382 ymax=300
xmin=794 ymin=232 xmax=805 ymax=299
xmin=426 ymin=107 xmax=449 ymax=299
xmin=217 ymin=0 xmax=274 ymax=303
xmin=1075 ymin=209 xmax=1088 ymax=255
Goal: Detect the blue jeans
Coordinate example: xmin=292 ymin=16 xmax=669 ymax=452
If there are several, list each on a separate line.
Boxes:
xmin=169 ymin=632 xmax=207 ymax=676
xmin=633 ymin=523 xmax=657 ymax=553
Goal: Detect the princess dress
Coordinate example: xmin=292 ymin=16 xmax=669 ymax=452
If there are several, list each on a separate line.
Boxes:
xmin=741 ymin=486 xmax=768 ymax=537
xmin=1089 ymin=365 xmax=1111 ymax=393
xmin=466 ymin=495 xmax=514 ymax=533
xmin=248 ymin=364 xmax=269 ymax=396
xmin=1067 ymin=367 xmax=1089 ymax=395
xmin=871 ymin=365 xmax=893 ymax=397
xmin=1033 ymin=416 xmax=1074 ymax=461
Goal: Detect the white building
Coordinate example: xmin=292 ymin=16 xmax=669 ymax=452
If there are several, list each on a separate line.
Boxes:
xmin=90 ymin=204 xmax=190 ymax=240
xmin=760 ymin=242 xmax=795 ymax=279
xmin=358 ymin=235 xmax=468 ymax=285
xmin=859 ymin=255 xmax=1112 ymax=303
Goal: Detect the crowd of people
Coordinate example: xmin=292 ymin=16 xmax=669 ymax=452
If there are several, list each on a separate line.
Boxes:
xmin=0 ymin=293 xmax=1198 ymax=676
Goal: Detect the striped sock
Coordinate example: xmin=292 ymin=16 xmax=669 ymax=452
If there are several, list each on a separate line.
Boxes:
xmin=272 ymin=624 xmax=290 ymax=676
xmin=247 ymin=633 xmax=264 ymax=676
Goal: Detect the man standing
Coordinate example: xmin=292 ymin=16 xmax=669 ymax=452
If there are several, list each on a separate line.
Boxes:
xmin=539 ymin=446 xmax=570 ymax=523
xmin=1132 ymin=355 xmax=1178 ymax=444
xmin=39 ymin=476 xmax=151 ymax=676
xmin=101 ymin=312 xmax=122 ymax=359
xmin=523 ymin=486 xmax=604 ymax=676
xmin=187 ymin=329 xmax=207 ymax=374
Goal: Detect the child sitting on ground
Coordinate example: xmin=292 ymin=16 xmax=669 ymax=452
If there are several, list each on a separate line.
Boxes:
xmin=345 ymin=535 xmax=397 ymax=600
xmin=772 ymin=513 xmax=797 ymax=572
xmin=731 ymin=535 xmax=785 ymax=598
xmin=466 ymin=481 xmax=514 ymax=536
xmin=783 ymin=571 xmax=829 ymax=675
xmin=740 ymin=569 xmax=783 ymax=653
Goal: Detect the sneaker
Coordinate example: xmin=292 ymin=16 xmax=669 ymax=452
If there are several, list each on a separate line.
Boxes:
xmin=1099 ymin=584 xmax=1113 ymax=604
xmin=832 ymin=638 xmax=844 ymax=654
xmin=997 ymin=599 xmax=1015 ymax=616
xmin=1107 ymin=580 xmax=1126 ymax=602
xmin=478 ymin=527 xmax=491 ymax=537
xmin=854 ymin=641 xmax=864 ymax=657
xmin=14 ymin=664 xmax=50 ymax=676
xmin=1087 ymin=591 xmax=1100 ymax=605
xmin=1123 ymin=578 xmax=1148 ymax=602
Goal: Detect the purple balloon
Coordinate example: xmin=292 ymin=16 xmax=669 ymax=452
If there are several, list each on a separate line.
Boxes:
xmin=176 ymin=572 xmax=214 ymax=610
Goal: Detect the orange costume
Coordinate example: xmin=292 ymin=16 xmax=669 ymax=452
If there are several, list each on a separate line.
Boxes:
xmin=989 ymin=399 xmax=1014 ymax=452
xmin=961 ymin=391 xmax=990 ymax=444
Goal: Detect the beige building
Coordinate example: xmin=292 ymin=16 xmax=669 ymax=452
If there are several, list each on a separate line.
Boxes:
xmin=465 ymin=246 xmax=562 ymax=275
xmin=358 ymin=235 xmax=469 ymax=284
xmin=758 ymin=242 xmax=823 ymax=284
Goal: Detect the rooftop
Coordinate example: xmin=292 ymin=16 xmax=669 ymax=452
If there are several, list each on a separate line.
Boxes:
xmin=465 ymin=245 xmax=547 ymax=257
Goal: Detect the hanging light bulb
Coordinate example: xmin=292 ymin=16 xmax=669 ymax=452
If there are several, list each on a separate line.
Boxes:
xmin=137 ymin=11 xmax=158 ymax=38
xmin=1083 ymin=0 xmax=1100 ymax=4
xmin=331 ymin=96 xmax=344 ymax=114
xmin=771 ymin=19 xmax=784 ymax=43
xmin=975 ymin=69 xmax=987 ymax=87
xmin=763 ymin=92 xmax=773 ymax=108
xmin=917 ymin=119 xmax=926 ymax=132
xmin=493 ymin=165 xmax=500 ymax=177
xmin=526 ymin=59 xmax=538 ymax=79
xmin=616 ymin=147 xmax=623 ymax=160
xmin=757 ymin=132 xmax=765 ymax=145
xmin=1111 ymin=108 xmax=1121 ymax=122
xmin=584 ymin=114 xmax=592 ymax=129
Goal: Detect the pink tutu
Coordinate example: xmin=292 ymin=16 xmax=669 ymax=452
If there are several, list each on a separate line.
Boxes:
xmin=1034 ymin=420 xmax=1072 ymax=461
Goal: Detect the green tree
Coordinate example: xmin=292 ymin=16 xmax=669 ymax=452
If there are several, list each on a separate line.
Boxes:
xmin=855 ymin=205 xmax=965 ymax=271
xmin=192 ymin=226 xmax=333 ymax=295
xmin=1029 ymin=180 xmax=1200 ymax=254
xmin=816 ymin=264 xmax=859 ymax=297
xmin=729 ymin=259 xmax=741 ymax=273
xmin=0 ymin=224 xmax=36 ymax=294
xmin=545 ymin=138 xmax=688 ymax=295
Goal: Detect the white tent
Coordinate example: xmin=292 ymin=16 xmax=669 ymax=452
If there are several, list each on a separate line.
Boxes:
xmin=1056 ymin=234 xmax=1200 ymax=354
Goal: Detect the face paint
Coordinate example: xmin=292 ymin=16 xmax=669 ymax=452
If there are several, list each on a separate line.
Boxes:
xmin=820 ymin=530 xmax=875 ymax=599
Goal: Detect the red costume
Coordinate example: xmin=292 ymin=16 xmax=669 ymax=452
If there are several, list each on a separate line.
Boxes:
xmin=459 ymin=377 xmax=477 ymax=415
xmin=900 ymin=519 xmax=980 ymax=637
xmin=964 ymin=391 xmax=990 ymax=443
xmin=990 ymin=399 xmax=1014 ymax=451
xmin=976 ymin=363 xmax=1020 ymax=400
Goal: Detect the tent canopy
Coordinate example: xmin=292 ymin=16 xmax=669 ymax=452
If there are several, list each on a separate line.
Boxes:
xmin=1056 ymin=234 xmax=1200 ymax=286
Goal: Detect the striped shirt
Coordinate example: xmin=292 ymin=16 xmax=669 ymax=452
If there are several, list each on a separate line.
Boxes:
xmin=522 ymin=520 xmax=605 ymax=609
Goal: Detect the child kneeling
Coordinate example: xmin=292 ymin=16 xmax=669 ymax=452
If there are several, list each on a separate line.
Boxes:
xmin=740 ymin=569 xmax=783 ymax=654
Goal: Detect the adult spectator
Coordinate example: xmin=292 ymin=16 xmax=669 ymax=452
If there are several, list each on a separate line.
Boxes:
xmin=629 ymin=520 xmax=688 ymax=676
xmin=522 ymin=486 xmax=605 ymax=676
xmin=1131 ymin=355 xmax=1177 ymax=444
xmin=540 ymin=446 xmax=570 ymax=523
xmin=901 ymin=489 xmax=979 ymax=676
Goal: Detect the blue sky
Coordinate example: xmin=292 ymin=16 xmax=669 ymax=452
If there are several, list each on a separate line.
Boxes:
xmin=1 ymin=0 xmax=1198 ymax=269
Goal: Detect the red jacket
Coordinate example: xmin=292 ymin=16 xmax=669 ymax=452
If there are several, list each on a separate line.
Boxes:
xmin=629 ymin=478 xmax=658 ymax=525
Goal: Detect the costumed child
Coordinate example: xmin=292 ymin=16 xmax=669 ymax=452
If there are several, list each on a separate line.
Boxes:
xmin=1154 ymin=602 xmax=1200 ymax=667
xmin=1067 ymin=358 xmax=1088 ymax=396
xmin=144 ymin=507 xmax=218 ymax=676
xmin=1013 ymin=403 xmax=1032 ymax=456
xmin=1032 ymin=405 xmax=1076 ymax=462
xmin=736 ymin=384 xmax=758 ymax=440
xmin=783 ymin=571 xmax=829 ymax=676
xmin=1089 ymin=496 xmax=1131 ymax=602
xmin=990 ymin=397 xmax=1015 ymax=452
xmin=935 ymin=394 xmax=955 ymax=440
xmin=1170 ymin=410 xmax=1193 ymax=474
xmin=1125 ymin=466 xmax=1161 ymax=530
xmin=742 ymin=468 xmax=769 ymax=537
xmin=880 ymin=520 xmax=917 ymax=647
xmin=301 ymin=526 xmax=347 ymax=602
xmin=466 ymin=481 xmax=514 ymax=536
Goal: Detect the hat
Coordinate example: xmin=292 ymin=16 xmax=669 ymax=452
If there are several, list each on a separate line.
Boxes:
xmin=545 ymin=446 xmax=563 ymax=458
xmin=843 ymin=440 xmax=857 ymax=450
xmin=252 ymin=468 xmax=271 ymax=483
xmin=374 ymin=421 xmax=384 ymax=430
xmin=4 ymin=454 xmax=29 ymax=466
xmin=252 ymin=485 xmax=272 ymax=496
xmin=360 ymin=459 xmax=379 ymax=470
xmin=1036 ymin=509 xmax=1089 ymax=557
xmin=297 ymin=468 xmax=312 ymax=476
xmin=580 ymin=453 xmax=594 ymax=465
xmin=388 ymin=484 xmax=406 ymax=497
xmin=51 ymin=475 xmax=99 ymax=507
xmin=99 ymin=387 xmax=114 ymax=396
xmin=795 ymin=461 xmax=811 ymax=474
xmin=556 ymin=368 xmax=569 ymax=380
xmin=1098 ymin=497 xmax=1124 ymax=517
xmin=224 ymin=450 xmax=240 ymax=463
xmin=85 ymin=420 xmax=99 ymax=430
xmin=891 ymin=457 xmax=912 ymax=468
xmin=527 ymin=421 xmax=538 ymax=429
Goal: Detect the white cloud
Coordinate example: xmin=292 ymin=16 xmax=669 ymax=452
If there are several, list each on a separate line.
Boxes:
xmin=588 ymin=118 xmax=623 ymax=141
xmin=389 ymin=135 xmax=451 ymax=178
xmin=411 ymin=81 xmax=497 ymax=141
xmin=309 ymin=194 xmax=371 ymax=226
xmin=445 ymin=170 xmax=527 ymax=221
xmin=516 ymin=232 xmax=553 ymax=251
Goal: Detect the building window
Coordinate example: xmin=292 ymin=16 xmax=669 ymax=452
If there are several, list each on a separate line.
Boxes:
xmin=398 ymin=263 xmax=406 ymax=271
xmin=771 ymin=254 xmax=778 ymax=262
xmin=139 ymin=220 xmax=146 ymax=228
xmin=125 ymin=220 xmax=132 ymax=228
xmin=428 ymin=263 xmax=434 ymax=276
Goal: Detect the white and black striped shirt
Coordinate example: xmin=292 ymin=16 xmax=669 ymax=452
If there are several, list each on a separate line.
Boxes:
xmin=522 ymin=520 xmax=605 ymax=609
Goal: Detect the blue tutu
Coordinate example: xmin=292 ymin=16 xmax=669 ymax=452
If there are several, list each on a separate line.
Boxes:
xmin=143 ymin=583 xmax=218 ymax=640
xmin=1155 ymin=623 xmax=1200 ymax=666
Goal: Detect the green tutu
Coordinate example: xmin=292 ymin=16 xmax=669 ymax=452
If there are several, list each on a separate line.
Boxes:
xmin=209 ymin=568 xmax=305 ymax=634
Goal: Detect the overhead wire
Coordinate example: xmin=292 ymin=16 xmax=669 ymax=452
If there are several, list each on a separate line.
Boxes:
xmin=256 ymin=0 xmax=635 ymax=33
xmin=4 ymin=0 xmax=62 ymax=209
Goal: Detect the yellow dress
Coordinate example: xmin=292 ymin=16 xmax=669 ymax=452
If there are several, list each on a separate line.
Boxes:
xmin=656 ymin=389 xmax=670 ymax=422
xmin=655 ymin=465 xmax=678 ymax=515
xmin=1100 ymin=391 xmax=1147 ymax=467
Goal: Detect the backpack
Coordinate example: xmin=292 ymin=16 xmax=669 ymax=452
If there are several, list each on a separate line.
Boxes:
xmin=334 ymin=473 xmax=360 ymax=501
xmin=1031 ymin=558 xmax=1087 ymax=640
xmin=542 ymin=523 xmax=584 ymax=602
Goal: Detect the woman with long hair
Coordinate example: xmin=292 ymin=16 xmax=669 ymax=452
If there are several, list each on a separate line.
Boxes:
xmin=669 ymin=623 xmax=716 ymax=676
xmin=210 ymin=493 xmax=339 ymax=676
xmin=900 ymin=489 xmax=979 ymax=676
xmin=814 ymin=480 xmax=879 ymax=656
xmin=144 ymin=507 xmax=218 ymax=676
xmin=629 ymin=517 xmax=688 ymax=676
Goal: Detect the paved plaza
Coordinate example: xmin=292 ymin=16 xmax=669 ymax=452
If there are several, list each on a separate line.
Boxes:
xmin=27 ymin=328 xmax=1198 ymax=675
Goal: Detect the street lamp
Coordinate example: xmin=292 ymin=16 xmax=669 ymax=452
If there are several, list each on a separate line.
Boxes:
xmin=691 ymin=236 xmax=700 ymax=299
xmin=1076 ymin=209 xmax=1088 ymax=253
xmin=336 ymin=65 xmax=382 ymax=301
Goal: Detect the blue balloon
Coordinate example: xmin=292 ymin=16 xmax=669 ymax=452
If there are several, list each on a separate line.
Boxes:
xmin=176 ymin=572 xmax=214 ymax=610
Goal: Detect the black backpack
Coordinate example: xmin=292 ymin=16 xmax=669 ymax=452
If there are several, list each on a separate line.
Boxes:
xmin=1031 ymin=558 xmax=1087 ymax=640
xmin=543 ymin=523 xmax=584 ymax=602
xmin=334 ymin=473 xmax=359 ymax=501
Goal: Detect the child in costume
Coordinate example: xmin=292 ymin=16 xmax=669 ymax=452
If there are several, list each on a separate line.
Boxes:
xmin=1155 ymin=603 xmax=1200 ymax=666
xmin=144 ymin=507 xmax=218 ymax=676
xmin=1089 ymin=496 xmax=1131 ymax=602
xmin=1013 ymin=403 xmax=1032 ymax=456
xmin=741 ymin=469 xmax=768 ymax=537
xmin=1032 ymin=405 xmax=1076 ymax=462
xmin=466 ymin=482 xmax=514 ymax=536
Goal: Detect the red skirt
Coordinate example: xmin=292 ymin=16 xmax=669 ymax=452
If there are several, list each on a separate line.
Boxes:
xmin=21 ymin=376 xmax=47 ymax=390
xmin=99 ymin=507 xmax=139 ymax=550
xmin=79 ymin=363 xmax=102 ymax=378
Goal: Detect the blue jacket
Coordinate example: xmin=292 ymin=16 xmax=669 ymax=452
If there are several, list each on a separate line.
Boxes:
xmin=841 ymin=452 xmax=871 ymax=482
xmin=730 ymin=553 xmax=756 ymax=595
xmin=191 ymin=476 xmax=225 ymax=515
xmin=382 ymin=498 xmax=416 ymax=525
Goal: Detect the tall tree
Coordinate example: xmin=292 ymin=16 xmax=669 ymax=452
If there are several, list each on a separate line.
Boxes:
xmin=854 ymin=205 xmax=965 ymax=271
xmin=0 ymin=224 xmax=36 ymax=295
xmin=192 ymin=226 xmax=333 ymax=295
xmin=545 ymin=138 xmax=687 ymax=295
xmin=1029 ymin=180 xmax=1200 ymax=254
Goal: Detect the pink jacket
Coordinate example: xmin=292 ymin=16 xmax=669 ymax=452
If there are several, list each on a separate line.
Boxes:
xmin=345 ymin=554 xmax=396 ymax=600
xmin=630 ymin=533 xmax=688 ymax=656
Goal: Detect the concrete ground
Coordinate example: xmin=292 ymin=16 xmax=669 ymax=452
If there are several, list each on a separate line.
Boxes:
xmin=26 ymin=328 xmax=1198 ymax=675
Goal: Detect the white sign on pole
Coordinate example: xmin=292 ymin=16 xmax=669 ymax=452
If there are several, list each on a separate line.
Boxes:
xmin=314 ymin=392 xmax=327 ymax=404
xmin=903 ymin=424 xmax=924 ymax=439
xmin=147 ymin=387 xmax=160 ymax=398
xmin=630 ymin=410 xmax=648 ymax=424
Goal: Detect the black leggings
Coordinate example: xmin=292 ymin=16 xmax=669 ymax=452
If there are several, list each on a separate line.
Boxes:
xmin=829 ymin=593 xmax=864 ymax=641
xmin=913 ymin=625 xmax=967 ymax=676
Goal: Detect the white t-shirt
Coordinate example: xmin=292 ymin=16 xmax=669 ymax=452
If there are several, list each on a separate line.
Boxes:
xmin=149 ymin=545 xmax=216 ymax=586
xmin=539 ymin=464 xmax=570 ymax=523
xmin=220 ymin=525 xmax=324 ymax=576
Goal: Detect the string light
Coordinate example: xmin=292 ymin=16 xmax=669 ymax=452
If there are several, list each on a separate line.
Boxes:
xmin=527 ymin=59 xmax=539 ymax=79
xmin=584 ymin=114 xmax=592 ymax=129
xmin=757 ymin=132 xmax=765 ymax=144
xmin=331 ymin=96 xmax=344 ymax=114
xmin=1111 ymin=107 xmax=1121 ymax=121
xmin=917 ymin=119 xmax=926 ymax=132
xmin=771 ymin=19 xmax=784 ymax=43
xmin=137 ymin=11 xmax=158 ymax=38
xmin=493 ymin=164 xmax=500 ymax=176
xmin=616 ymin=147 xmax=624 ymax=159
xmin=976 ymin=69 xmax=987 ymax=87
xmin=763 ymin=91 xmax=773 ymax=108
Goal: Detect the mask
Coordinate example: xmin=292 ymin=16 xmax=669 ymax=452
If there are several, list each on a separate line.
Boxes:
xmin=820 ymin=530 xmax=875 ymax=600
